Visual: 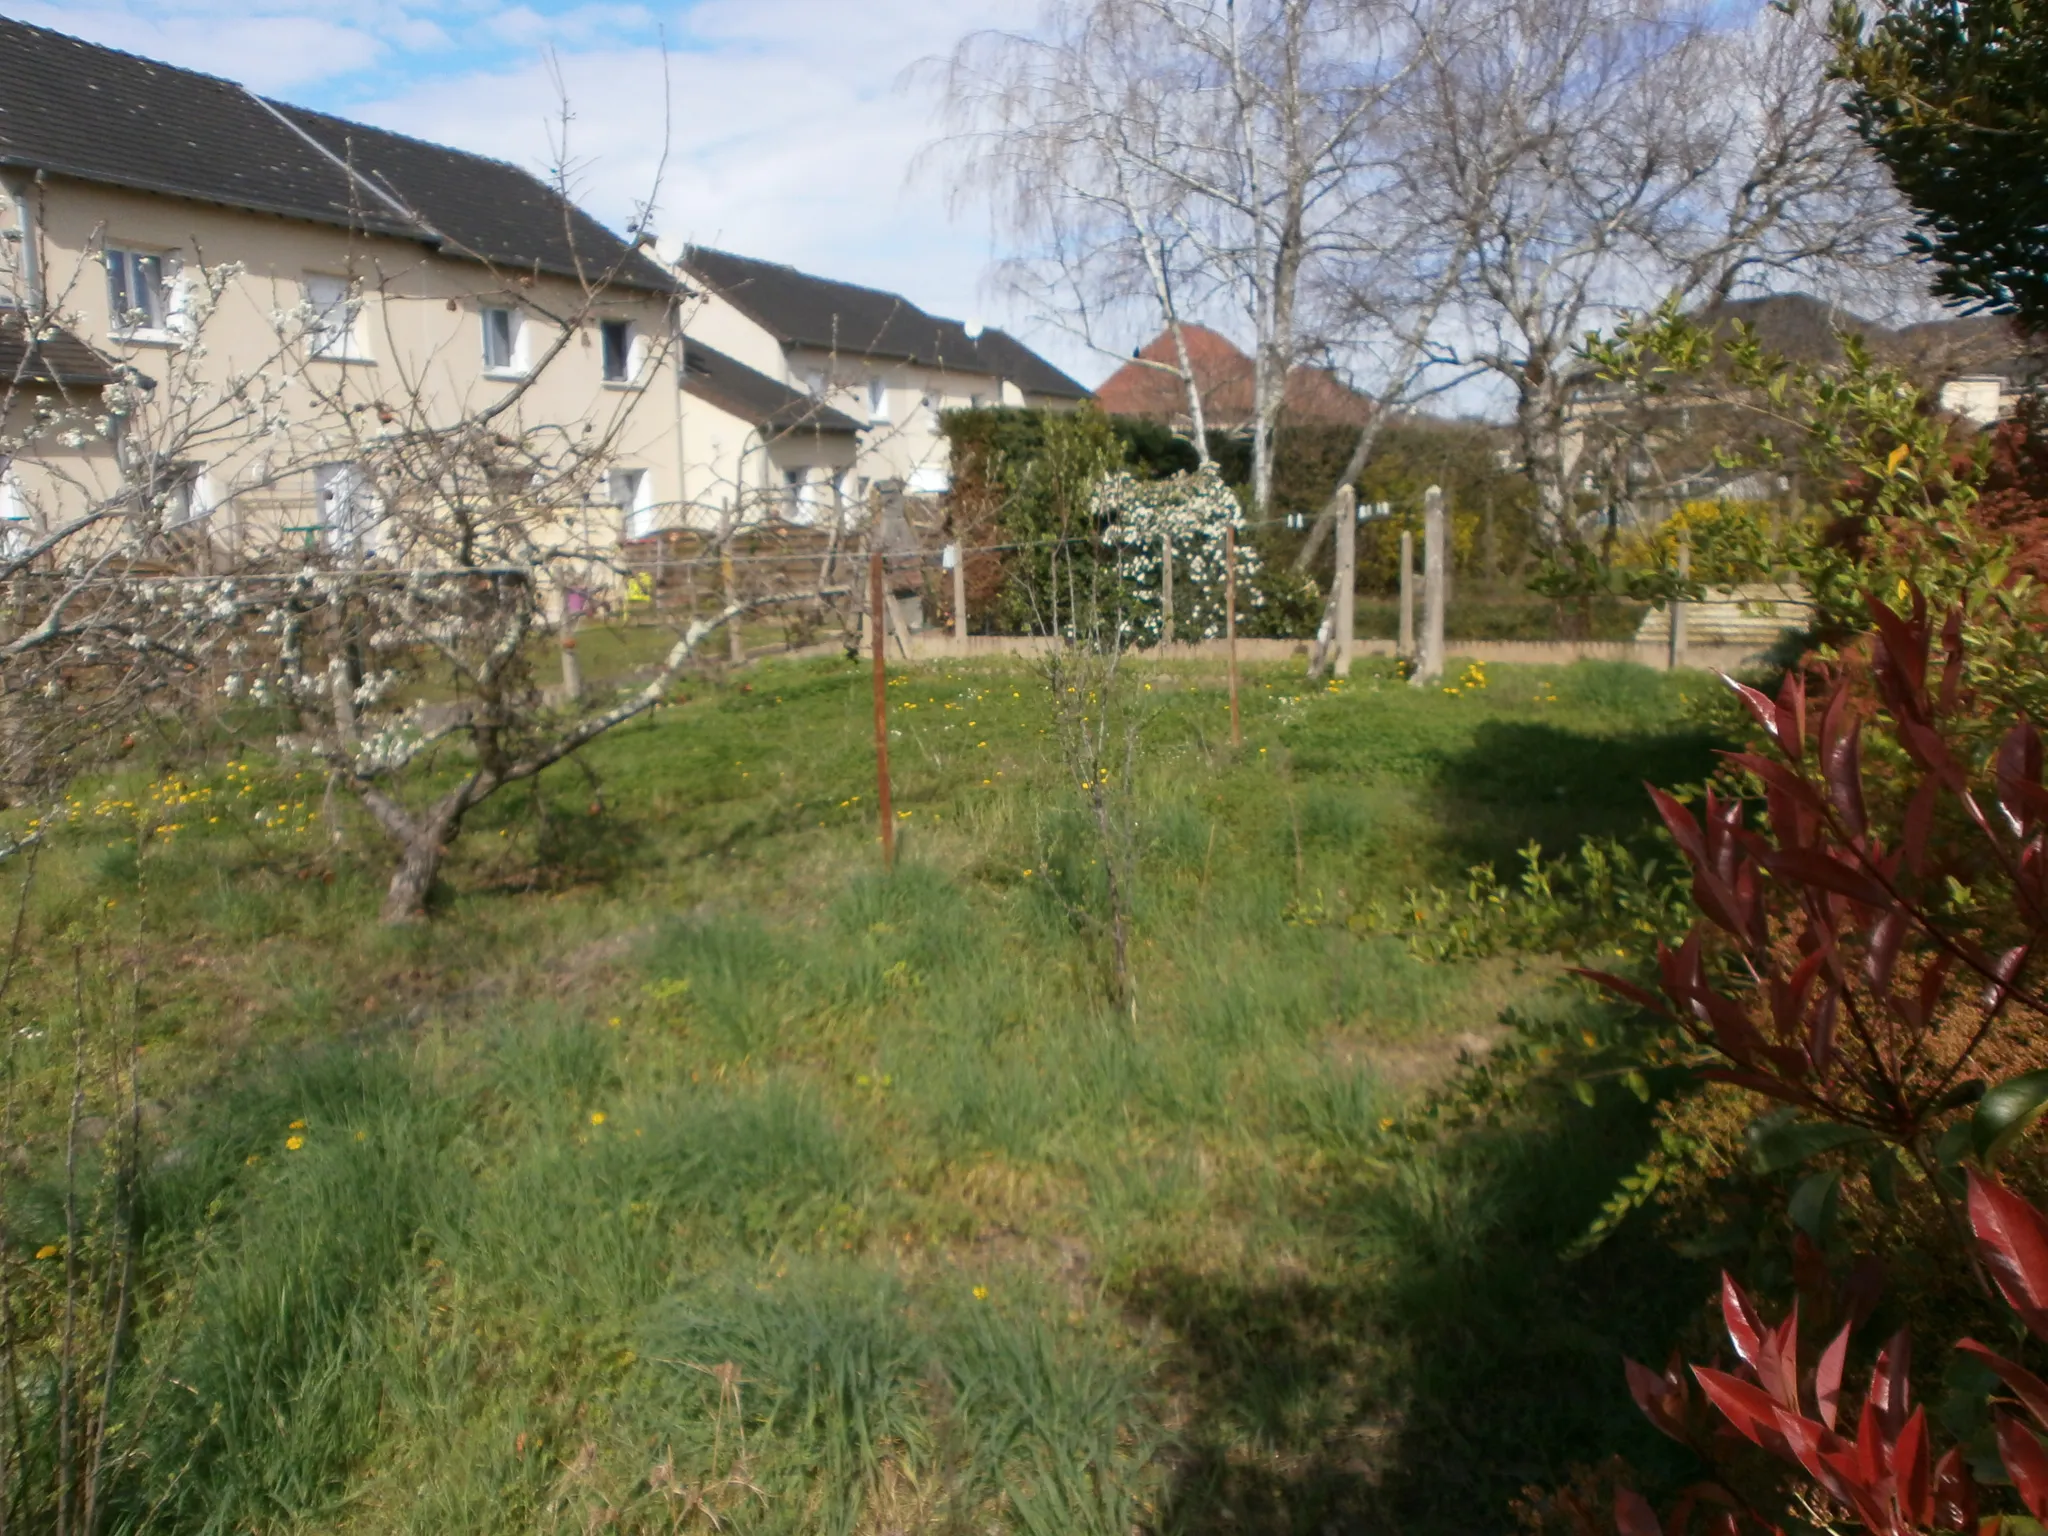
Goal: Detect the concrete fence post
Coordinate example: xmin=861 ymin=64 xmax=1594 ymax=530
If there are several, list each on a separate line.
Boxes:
xmin=1412 ymin=485 xmax=1446 ymax=688
xmin=1333 ymin=485 xmax=1357 ymax=678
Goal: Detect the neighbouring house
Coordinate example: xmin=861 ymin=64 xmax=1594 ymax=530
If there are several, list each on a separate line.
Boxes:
xmin=1094 ymin=324 xmax=1374 ymax=436
xmin=678 ymin=247 xmax=1093 ymax=500
xmin=1557 ymin=293 xmax=2047 ymax=521
xmin=0 ymin=15 xmax=861 ymax=570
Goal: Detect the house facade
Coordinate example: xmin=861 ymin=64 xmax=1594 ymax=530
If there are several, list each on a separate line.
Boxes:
xmin=0 ymin=16 xmax=860 ymax=564
xmin=678 ymin=247 xmax=1093 ymax=501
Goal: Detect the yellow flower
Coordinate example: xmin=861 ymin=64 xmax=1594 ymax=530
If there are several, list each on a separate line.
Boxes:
xmin=289 ymin=1119 xmax=306 ymax=1130
xmin=607 ymin=1016 xmax=622 ymax=1029
xmin=972 ymin=1285 xmax=989 ymax=1301
xmin=285 ymin=1136 xmax=304 ymax=1151
xmin=589 ymin=1111 xmax=607 ymax=1126
xmin=354 ymin=1130 xmax=367 ymax=1142
xmin=34 ymin=1244 xmax=58 ymax=1260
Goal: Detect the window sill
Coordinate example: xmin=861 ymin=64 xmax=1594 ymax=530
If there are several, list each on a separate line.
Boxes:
xmin=309 ymin=351 xmax=376 ymax=366
xmin=483 ymin=367 xmax=530 ymax=382
xmin=110 ymin=329 xmax=184 ymax=350
xmin=601 ymin=377 xmax=646 ymax=392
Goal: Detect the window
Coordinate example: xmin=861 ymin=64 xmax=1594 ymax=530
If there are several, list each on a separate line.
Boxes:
xmin=782 ymin=468 xmax=810 ymax=522
xmin=106 ymin=247 xmax=173 ymax=334
xmin=315 ymin=462 xmax=377 ymax=555
xmin=0 ymin=458 xmax=28 ymax=560
xmin=600 ymin=319 xmax=633 ymax=383
xmin=305 ymin=274 xmax=365 ymax=360
xmin=609 ymin=467 xmax=654 ymax=539
xmin=866 ymin=377 xmax=890 ymax=424
xmin=481 ymin=307 xmax=522 ymax=373
xmin=160 ymin=465 xmax=214 ymax=528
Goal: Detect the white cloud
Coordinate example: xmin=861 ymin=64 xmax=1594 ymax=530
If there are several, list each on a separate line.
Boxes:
xmin=0 ymin=0 xmax=1107 ymax=384
xmin=1 ymin=1 xmax=394 ymax=89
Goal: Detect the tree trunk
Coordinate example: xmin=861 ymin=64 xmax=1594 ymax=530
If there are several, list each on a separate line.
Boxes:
xmin=381 ymin=832 xmax=446 ymax=924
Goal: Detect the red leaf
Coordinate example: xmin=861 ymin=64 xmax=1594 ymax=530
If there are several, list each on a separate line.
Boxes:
xmin=1725 ymin=677 xmax=1783 ymax=743
xmin=1895 ymin=1405 xmax=1931 ymax=1527
xmin=1968 ymin=1171 xmax=2048 ymax=1342
xmin=1573 ymin=969 xmax=1668 ymax=1016
xmin=1614 ymin=1486 xmax=1662 ymax=1536
xmin=1956 ymin=1338 xmax=2048 ymax=1428
xmin=1815 ymin=1320 xmax=1851 ymax=1430
xmin=1997 ymin=721 xmax=2045 ymax=835
xmin=1756 ymin=1302 xmax=1802 ymax=1412
xmin=1866 ymin=591 xmax=1929 ymax=710
xmin=1938 ymin=604 xmax=1966 ymax=714
xmin=1933 ymin=1444 xmax=1977 ymax=1532
xmin=1721 ymin=1273 xmax=1766 ymax=1374
xmin=1865 ymin=910 xmax=1906 ymax=996
xmin=1777 ymin=670 xmax=1808 ymax=764
xmin=1694 ymin=1365 xmax=1780 ymax=1447
xmin=1760 ymin=846 xmax=1895 ymax=909
xmin=1651 ymin=784 xmax=1709 ymax=869
xmin=1870 ymin=1329 xmax=1912 ymax=1440
xmin=1823 ymin=716 xmax=1868 ymax=838
xmin=1995 ymin=1412 xmax=2048 ymax=1521
xmin=1626 ymin=1356 xmax=1688 ymax=1442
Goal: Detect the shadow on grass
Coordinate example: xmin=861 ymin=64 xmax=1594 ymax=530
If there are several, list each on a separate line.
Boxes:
xmin=1131 ymin=1092 xmax=1707 ymax=1535
xmin=1426 ymin=717 xmax=1724 ymax=872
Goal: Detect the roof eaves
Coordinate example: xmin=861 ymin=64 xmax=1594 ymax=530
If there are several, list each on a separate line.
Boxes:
xmin=0 ymin=154 xmax=428 ymax=243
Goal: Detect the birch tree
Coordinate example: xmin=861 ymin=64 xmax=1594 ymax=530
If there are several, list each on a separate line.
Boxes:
xmin=940 ymin=0 xmax=1433 ymax=514
xmin=1403 ymin=0 xmax=1905 ymax=545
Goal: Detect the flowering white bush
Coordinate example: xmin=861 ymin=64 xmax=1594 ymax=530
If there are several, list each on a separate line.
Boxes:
xmin=1095 ymin=468 xmax=1263 ymax=642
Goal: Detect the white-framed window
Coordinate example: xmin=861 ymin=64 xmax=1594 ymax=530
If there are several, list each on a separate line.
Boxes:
xmin=481 ymin=307 xmax=524 ymax=374
xmin=609 ymin=467 xmax=654 ymax=539
xmin=908 ymin=463 xmax=951 ymax=496
xmin=160 ymin=465 xmax=215 ymax=528
xmin=599 ymin=318 xmax=635 ymax=383
xmin=315 ymin=461 xmax=378 ymax=555
xmin=304 ymin=274 xmax=367 ymax=361
xmin=782 ymin=467 xmax=811 ymax=522
xmin=105 ymin=247 xmax=178 ymax=337
xmin=866 ymin=376 xmax=890 ymax=424
xmin=0 ymin=458 xmax=29 ymax=560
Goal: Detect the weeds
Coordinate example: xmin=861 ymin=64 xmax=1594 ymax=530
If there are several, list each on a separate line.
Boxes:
xmin=0 ymin=656 xmax=1721 ymax=1533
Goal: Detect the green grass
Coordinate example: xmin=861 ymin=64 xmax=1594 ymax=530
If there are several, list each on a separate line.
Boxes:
xmin=0 ymin=655 xmax=1721 ymax=1534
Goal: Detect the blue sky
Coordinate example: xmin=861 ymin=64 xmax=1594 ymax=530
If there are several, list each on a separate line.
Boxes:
xmin=0 ymin=0 xmax=1114 ymax=380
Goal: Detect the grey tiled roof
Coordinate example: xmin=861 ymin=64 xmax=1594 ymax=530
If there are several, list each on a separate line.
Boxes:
xmin=0 ymin=312 xmax=119 ymax=388
xmin=683 ymin=247 xmax=1090 ymax=396
xmin=0 ymin=15 xmax=673 ymax=292
xmin=682 ymin=342 xmax=863 ymax=436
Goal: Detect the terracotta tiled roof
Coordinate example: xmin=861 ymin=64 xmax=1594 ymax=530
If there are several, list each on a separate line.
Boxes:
xmin=1096 ymin=325 xmax=1372 ymax=429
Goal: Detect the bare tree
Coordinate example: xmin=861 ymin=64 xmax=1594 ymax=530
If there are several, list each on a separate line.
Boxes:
xmin=1 ymin=156 xmax=850 ymax=922
xmin=938 ymin=0 xmax=1433 ymax=514
xmin=1401 ymin=0 xmax=1905 ymax=545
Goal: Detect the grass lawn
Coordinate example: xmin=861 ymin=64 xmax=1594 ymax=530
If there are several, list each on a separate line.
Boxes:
xmin=0 ymin=654 xmax=1723 ymax=1535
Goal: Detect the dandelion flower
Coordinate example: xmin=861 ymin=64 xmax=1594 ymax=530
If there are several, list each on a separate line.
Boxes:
xmin=289 ymin=1119 xmax=306 ymax=1130
xmin=285 ymin=1136 xmax=304 ymax=1151
xmin=972 ymin=1285 xmax=989 ymax=1301
xmin=35 ymin=1245 xmax=58 ymax=1260
xmin=589 ymin=1111 xmax=606 ymax=1126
